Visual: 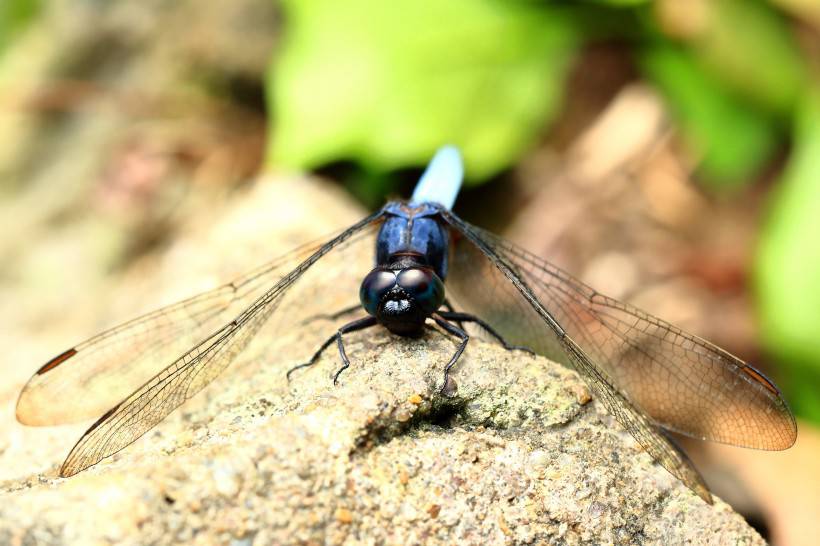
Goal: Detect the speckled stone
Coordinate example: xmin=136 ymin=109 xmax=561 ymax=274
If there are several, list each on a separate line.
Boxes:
xmin=0 ymin=328 xmax=765 ymax=545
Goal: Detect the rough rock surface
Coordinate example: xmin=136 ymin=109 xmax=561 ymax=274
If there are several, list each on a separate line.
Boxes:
xmin=0 ymin=178 xmax=764 ymax=545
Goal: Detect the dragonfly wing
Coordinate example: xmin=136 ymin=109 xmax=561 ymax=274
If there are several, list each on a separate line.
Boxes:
xmin=60 ymin=302 xmax=270 ymax=476
xmin=16 ymin=230 xmax=362 ymax=426
xmin=51 ymin=211 xmax=383 ymax=476
xmin=443 ymin=212 xmax=793 ymax=501
xmin=446 ymin=221 xmax=796 ymax=450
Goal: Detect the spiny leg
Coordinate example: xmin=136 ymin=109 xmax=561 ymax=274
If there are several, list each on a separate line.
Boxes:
xmin=441 ymin=299 xmax=463 ymax=330
xmin=287 ymin=333 xmax=336 ymax=381
xmin=436 ymin=311 xmax=534 ymax=354
xmin=431 ymin=314 xmax=469 ymax=394
xmin=286 ymin=315 xmax=377 ymax=382
xmin=332 ymin=315 xmax=379 ymax=384
xmin=299 ymin=303 xmax=363 ymax=326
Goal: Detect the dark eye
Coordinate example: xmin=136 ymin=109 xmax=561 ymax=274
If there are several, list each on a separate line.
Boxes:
xmin=397 ymin=268 xmax=444 ymax=315
xmin=359 ymin=269 xmax=397 ymax=315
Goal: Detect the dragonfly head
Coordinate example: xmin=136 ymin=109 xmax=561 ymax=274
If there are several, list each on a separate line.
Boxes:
xmin=360 ymin=253 xmax=445 ymax=336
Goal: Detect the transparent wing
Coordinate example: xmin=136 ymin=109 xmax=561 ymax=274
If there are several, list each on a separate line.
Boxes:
xmin=444 ymin=212 xmax=797 ymax=502
xmin=16 ymin=230 xmax=360 ymax=426
xmin=39 ymin=211 xmax=382 ymax=477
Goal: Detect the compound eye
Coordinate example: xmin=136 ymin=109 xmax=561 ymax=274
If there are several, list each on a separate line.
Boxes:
xmin=359 ymin=269 xmax=397 ymax=316
xmin=396 ymin=268 xmax=444 ymax=315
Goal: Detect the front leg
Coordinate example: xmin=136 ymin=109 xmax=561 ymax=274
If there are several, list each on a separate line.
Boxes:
xmin=287 ymin=315 xmax=377 ymax=382
xmin=299 ymin=303 xmax=363 ymax=326
xmin=436 ymin=311 xmax=533 ymax=354
xmin=431 ymin=314 xmax=469 ymax=394
xmin=331 ymin=315 xmax=379 ymax=383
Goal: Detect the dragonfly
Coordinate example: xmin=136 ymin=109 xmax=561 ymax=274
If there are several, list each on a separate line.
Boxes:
xmin=16 ymin=146 xmax=796 ymax=503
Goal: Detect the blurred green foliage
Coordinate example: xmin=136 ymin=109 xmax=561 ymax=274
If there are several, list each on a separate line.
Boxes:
xmin=639 ymin=0 xmax=806 ymax=189
xmin=0 ymin=0 xmax=41 ymax=53
xmin=268 ymin=0 xmax=578 ymax=186
xmin=268 ymin=0 xmax=811 ymax=192
xmin=639 ymin=42 xmax=780 ymax=187
xmin=756 ymin=91 xmax=820 ymax=422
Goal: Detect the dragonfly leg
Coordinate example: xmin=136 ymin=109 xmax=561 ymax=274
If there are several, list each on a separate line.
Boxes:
xmin=432 ymin=314 xmax=469 ymax=394
xmin=299 ymin=303 xmax=363 ymax=325
xmin=286 ymin=335 xmax=336 ymax=381
xmin=332 ymin=316 xmax=378 ymax=384
xmin=441 ymin=299 xmax=464 ymax=330
xmin=436 ymin=311 xmax=534 ymax=355
xmin=286 ymin=315 xmax=377 ymax=382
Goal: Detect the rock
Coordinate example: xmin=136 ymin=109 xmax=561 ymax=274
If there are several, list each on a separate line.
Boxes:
xmin=0 ymin=177 xmax=764 ymax=545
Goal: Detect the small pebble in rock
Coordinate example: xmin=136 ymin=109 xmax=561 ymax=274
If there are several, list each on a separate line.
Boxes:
xmin=335 ymin=508 xmax=353 ymax=524
xmin=212 ymin=462 xmax=241 ymax=497
xmin=570 ymin=384 xmax=592 ymax=405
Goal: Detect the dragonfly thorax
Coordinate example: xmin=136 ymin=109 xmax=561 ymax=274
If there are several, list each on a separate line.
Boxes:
xmin=359 ymin=252 xmax=445 ymax=336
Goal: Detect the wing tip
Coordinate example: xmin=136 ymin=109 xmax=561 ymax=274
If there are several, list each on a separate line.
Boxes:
xmin=14 ymin=399 xmax=35 ymax=426
xmin=58 ymin=403 xmax=122 ymax=478
xmin=693 ymin=484 xmax=714 ymax=504
xmin=15 ymin=387 xmax=46 ymax=426
xmin=59 ymin=453 xmax=87 ymax=478
xmin=58 ymin=461 xmax=76 ymax=478
xmin=740 ymin=364 xmax=799 ymax=451
xmin=16 ymin=347 xmax=79 ymax=425
xmin=777 ymin=417 xmax=799 ymax=450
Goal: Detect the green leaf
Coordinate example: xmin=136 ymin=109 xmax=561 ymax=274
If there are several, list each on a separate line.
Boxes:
xmin=639 ymin=43 xmax=779 ymax=189
xmin=267 ymin=0 xmax=578 ymax=182
xmin=755 ymin=89 xmax=820 ymax=422
xmin=0 ymin=0 xmax=41 ymax=53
